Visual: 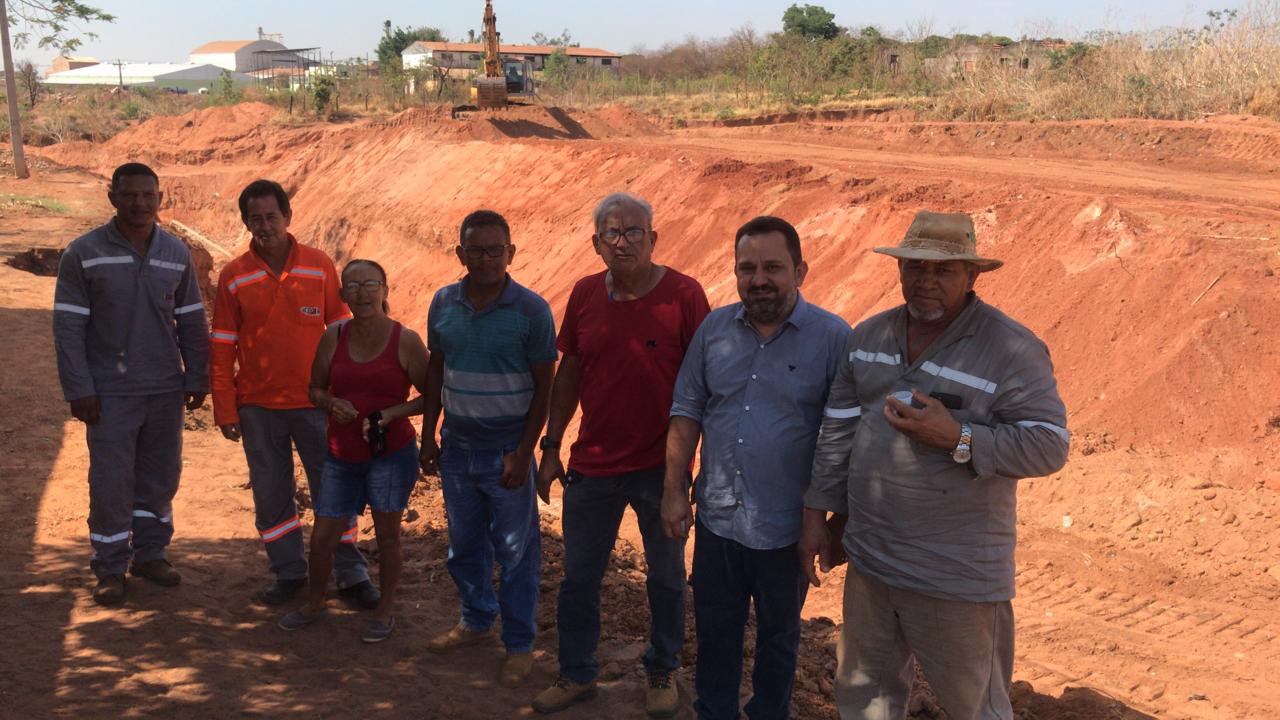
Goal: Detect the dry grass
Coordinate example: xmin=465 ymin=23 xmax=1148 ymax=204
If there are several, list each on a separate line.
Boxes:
xmin=936 ymin=1 xmax=1280 ymax=120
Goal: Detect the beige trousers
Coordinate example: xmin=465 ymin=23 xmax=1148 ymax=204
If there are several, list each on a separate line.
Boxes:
xmin=834 ymin=564 xmax=1014 ymax=720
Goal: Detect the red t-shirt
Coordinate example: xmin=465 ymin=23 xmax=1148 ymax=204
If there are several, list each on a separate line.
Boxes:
xmin=557 ymin=268 xmax=710 ymax=476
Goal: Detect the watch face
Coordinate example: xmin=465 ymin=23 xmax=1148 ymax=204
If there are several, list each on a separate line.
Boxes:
xmin=953 ymin=447 xmax=972 ymax=464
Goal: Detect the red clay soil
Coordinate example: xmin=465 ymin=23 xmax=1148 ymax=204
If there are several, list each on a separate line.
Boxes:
xmin=4 ymin=103 xmax=1278 ymax=719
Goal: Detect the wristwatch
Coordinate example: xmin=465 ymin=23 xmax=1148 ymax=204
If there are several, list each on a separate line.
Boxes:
xmin=951 ymin=423 xmax=972 ymax=464
xmin=539 ymin=436 xmax=561 ymax=451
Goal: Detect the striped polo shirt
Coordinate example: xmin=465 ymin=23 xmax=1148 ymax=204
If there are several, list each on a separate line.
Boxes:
xmin=427 ymin=275 xmax=557 ymax=450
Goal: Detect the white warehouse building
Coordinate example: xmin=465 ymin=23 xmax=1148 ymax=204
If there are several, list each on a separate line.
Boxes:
xmin=43 ymin=63 xmax=254 ymax=91
xmin=190 ymin=39 xmax=292 ymax=72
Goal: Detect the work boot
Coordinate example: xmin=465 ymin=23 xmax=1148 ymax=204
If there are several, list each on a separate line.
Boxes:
xmin=92 ymin=575 xmax=126 ymax=606
xmin=338 ymin=579 xmax=381 ymax=611
xmin=499 ymin=650 xmax=534 ymax=687
xmin=532 ymin=675 xmax=598 ymax=714
xmin=259 ymin=577 xmax=307 ymax=606
xmin=645 ymin=671 xmax=679 ymax=718
xmin=426 ymin=622 xmax=492 ymax=652
xmin=129 ymin=559 xmax=181 ymax=587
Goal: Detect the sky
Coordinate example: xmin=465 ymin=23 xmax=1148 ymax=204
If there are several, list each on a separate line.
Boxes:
xmin=11 ymin=0 xmax=1229 ymax=69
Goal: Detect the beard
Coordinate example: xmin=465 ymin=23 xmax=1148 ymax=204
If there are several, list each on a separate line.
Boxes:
xmin=744 ymin=287 xmax=794 ymax=326
xmin=906 ymin=301 xmax=946 ymax=322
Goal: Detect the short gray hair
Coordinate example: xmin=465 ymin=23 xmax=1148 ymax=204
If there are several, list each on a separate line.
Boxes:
xmin=592 ymin=192 xmax=653 ymax=231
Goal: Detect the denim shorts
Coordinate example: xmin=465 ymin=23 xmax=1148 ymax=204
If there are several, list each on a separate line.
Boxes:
xmin=314 ymin=440 xmax=419 ymax=517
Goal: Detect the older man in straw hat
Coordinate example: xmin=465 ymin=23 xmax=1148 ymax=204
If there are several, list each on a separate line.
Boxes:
xmin=799 ymin=211 xmax=1069 ymax=719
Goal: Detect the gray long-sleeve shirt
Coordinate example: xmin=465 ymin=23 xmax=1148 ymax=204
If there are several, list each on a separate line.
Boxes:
xmin=53 ymin=220 xmax=209 ymax=401
xmin=804 ymin=294 xmax=1068 ymax=602
xmin=670 ymin=295 xmax=852 ymax=550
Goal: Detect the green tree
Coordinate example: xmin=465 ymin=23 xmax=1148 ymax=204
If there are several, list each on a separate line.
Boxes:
xmin=376 ymin=20 xmax=446 ymax=72
xmin=918 ymin=35 xmax=950 ymax=59
xmin=7 ymin=0 xmax=115 ymax=52
xmin=782 ymin=4 xmax=839 ymax=41
xmin=4 ymin=0 xmax=114 ymax=178
xmin=531 ymin=29 xmax=574 ymax=47
xmin=312 ymin=74 xmax=335 ymax=116
xmin=543 ymin=46 xmax=569 ymax=81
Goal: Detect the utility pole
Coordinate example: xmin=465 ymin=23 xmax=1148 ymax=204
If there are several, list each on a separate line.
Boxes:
xmin=114 ymin=59 xmax=124 ymax=89
xmin=0 ymin=0 xmax=30 ymax=178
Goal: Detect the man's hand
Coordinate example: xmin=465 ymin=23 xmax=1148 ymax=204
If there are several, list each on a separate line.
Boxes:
xmin=184 ymin=392 xmax=206 ymax=411
xmin=219 ymin=423 xmax=242 ymax=442
xmin=69 ymin=395 xmax=100 ymax=425
xmin=798 ymin=509 xmax=842 ymax=587
xmin=501 ymin=448 xmax=534 ymax=489
xmin=329 ymin=398 xmax=359 ymax=424
xmin=419 ymin=436 xmax=440 ymax=476
xmin=883 ymin=389 xmax=962 ymax=450
xmin=660 ymin=481 xmax=694 ymax=540
xmin=535 ymin=452 xmax=566 ymax=504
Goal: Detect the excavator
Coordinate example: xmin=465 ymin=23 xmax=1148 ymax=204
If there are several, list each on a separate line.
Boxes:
xmin=470 ymin=0 xmax=534 ymax=108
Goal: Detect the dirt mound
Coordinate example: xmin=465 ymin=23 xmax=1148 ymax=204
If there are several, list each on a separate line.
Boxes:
xmin=704 ymin=114 xmax=1280 ymax=173
xmin=6 ymin=247 xmax=62 ymax=276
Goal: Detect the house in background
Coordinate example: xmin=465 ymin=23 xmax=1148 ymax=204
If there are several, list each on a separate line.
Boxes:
xmin=45 ymin=55 xmax=99 ymax=77
xmin=43 ymin=62 xmax=254 ymax=91
xmin=402 ymin=41 xmax=621 ymax=77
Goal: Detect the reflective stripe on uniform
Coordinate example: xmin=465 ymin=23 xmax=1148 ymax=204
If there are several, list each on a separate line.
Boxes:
xmin=920 ymin=361 xmax=999 ymax=394
xmin=54 ymin=303 xmax=91 ymax=316
xmin=340 ymin=524 xmax=360 ymax=544
xmin=210 ymin=329 xmax=238 ymax=344
xmin=1015 ymin=420 xmax=1071 ymax=442
xmin=824 ymin=406 xmax=862 ymax=419
xmin=90 ymin=530 xmax=130 ymax=544
xmin=133 ymin=509 xmax=174 ymax=524
xmin=851 ymin=349 xmax=901 ymax=366
xmin=290 ymin=266 xmax=326 ymax=279
xmin=149 ymin=258 xmax=187 ymax=272
xmin=82 ymin=255 xmax=134 ymax=269
xmin=174 ymin=302 xmax=204 ymax=315
xmin=260 ymin=515 xmax=301 ymax=543
xmin=228 ymin=270 xmax=269 ymax=294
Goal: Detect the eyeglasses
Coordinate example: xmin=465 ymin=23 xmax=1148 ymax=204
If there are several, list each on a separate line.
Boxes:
xmin=598 ymin=227 xmax=648 ymax=245
xmin=460 ymin=244 xmax=510 ymax=259
xmin=342 ymin=279 xmax=385 ymax=293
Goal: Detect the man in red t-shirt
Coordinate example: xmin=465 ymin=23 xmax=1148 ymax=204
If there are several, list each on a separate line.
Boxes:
xmin=532 ymin=192 xmax=710 ymax=717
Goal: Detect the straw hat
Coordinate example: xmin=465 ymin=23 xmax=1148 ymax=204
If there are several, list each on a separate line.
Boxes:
xmin=873 ymin=211 xmax=1003 ymax=271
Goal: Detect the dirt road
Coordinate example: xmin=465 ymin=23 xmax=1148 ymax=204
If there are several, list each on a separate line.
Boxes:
xmin=3 ymin=105 xmax=1278 ymax=718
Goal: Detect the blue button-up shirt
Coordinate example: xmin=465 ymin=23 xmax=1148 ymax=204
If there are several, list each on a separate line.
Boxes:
xmin=670 ymin=294 xmax=852 ymax=550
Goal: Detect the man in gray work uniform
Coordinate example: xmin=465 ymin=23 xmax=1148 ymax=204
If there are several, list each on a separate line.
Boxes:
xmin=53 ymin=162 xmax=209 ymax=606
xmin=800 ymin=211 xmax=1069 ymax=720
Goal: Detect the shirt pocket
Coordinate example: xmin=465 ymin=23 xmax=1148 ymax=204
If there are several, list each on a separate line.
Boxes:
xmin=144 ymin=268 xmax=180 ymax=315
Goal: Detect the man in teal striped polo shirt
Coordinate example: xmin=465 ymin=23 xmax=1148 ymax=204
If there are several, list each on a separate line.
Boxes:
xmin=420 ymin=209 xmax=557 ymax=688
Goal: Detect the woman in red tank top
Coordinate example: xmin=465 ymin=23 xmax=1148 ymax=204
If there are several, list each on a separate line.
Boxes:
xmin=279 ymin=259 xmax=429 ymax=644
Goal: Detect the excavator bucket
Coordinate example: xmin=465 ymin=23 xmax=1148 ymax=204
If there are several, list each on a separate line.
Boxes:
xmin=473 ymin=77 xmax=508 ymax=109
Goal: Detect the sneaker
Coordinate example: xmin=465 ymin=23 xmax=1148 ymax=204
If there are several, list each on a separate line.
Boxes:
xmin=499 ymin=651 xmax=534 ymax=688
xmin=278 ymin=609 xmax=324 ymax=631
xmin=129 ymin=559 xmax=181 ymax=587
xmin=92 ymin=575 xmax=126 ymax=606
xmin=259 ymin=577 xmax=307 ymax=606
xmin=338 ymin=579 xmax=381 ymax=611
xmin=645 ymin=671 xmax=679 ymax=718
xmin=426 ymin=622 xmax=492 ymax=652
xmin=531 ymin=675 xmax=597 ymax=714
xmin=361 ymin=616 xmax=396 ymax=644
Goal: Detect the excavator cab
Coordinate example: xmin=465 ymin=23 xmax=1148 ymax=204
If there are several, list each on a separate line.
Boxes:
xmin=504 ymin=60 xmax=534 ymax=97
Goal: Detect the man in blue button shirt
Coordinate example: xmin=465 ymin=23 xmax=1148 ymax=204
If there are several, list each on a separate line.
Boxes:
xmin=662 ymin=216 xmax=852 ymax=720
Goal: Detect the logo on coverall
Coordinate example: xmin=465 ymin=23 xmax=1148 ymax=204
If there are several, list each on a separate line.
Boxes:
xmin=300 ymin=306 xmax=321 ymax=317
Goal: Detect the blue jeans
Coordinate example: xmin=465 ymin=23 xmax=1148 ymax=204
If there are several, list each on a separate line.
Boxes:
xmin=692 ymin=517 xmax=808 ymax=720
xmin=557 ymin=466 xmax=686 ymax=684
xmin=439 ymin=443 xmax=541 ymax=653
xmin=315 ymin=440 xmax=419 ymax=517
